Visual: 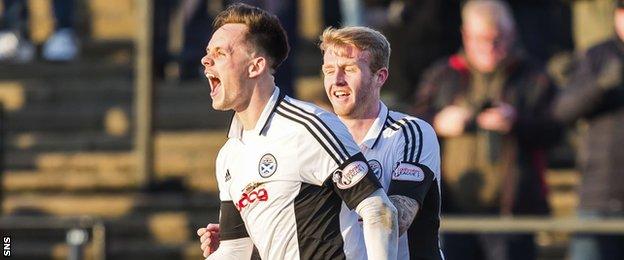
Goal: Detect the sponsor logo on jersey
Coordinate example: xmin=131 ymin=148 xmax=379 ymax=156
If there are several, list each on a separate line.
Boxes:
xmin=258 ymin=153 xmax=278 ymax=178
xmin=237 ymin=183 xmax=269 ymax=211
xmin=368 ymin=159 xmax=383 ymax=180
xmin=392 ymin=162 xmax=425 ymax=182
xmin=333 ymin=160 xmax=369 ymax=189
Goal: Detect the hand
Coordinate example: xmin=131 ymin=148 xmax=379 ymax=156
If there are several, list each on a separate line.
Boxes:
xmin=197 ymin=223 xmax=221 ymax=258
xmin=476 ymin=103 xmax=516 ymax=133
xmin=433 ymin=105 xmax=472 ymax=137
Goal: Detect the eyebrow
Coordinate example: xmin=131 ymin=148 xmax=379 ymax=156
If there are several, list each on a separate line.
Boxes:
xmin=322 ymin=62 xmax=359 ymax=68
xmin=206 ymin=46 xmax=231 ymax=54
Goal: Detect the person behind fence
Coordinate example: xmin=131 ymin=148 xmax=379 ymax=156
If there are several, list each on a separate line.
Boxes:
xmin=0 ymin=0 xmax=78 ymax=62
xmin=553 ymin=1 xmax=624 ymax=259
xmin=413 ymin=1 xmax=561 ymax=259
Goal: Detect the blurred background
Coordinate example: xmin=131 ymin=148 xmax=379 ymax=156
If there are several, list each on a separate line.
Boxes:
xmin=0 ymin=0 xmax=622 ymax=259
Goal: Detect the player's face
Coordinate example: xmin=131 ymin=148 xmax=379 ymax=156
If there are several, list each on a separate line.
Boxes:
xmin=202 ymin=23 xmax=255 ymax=112
xmin=322 ymin=45 xmax=380 ymax=119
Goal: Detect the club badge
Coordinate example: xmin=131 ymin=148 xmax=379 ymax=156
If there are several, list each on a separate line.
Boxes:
xmin=258 ymin=153 xmax=277 ymax=178
xmin=368 ymin=160 xmax=383 ymax=180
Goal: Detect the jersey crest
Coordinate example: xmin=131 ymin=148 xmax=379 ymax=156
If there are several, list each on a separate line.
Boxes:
xmin=368 ymin=159 xmax=383 ymax=180
xmin=258 ymin=153 xmax=278 ymax=178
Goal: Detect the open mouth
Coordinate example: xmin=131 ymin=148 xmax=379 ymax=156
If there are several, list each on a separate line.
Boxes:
xmin=332 ymin=89 xmax=351 ymax=99
xmin=206 ymin=73 xmax=222 ymax=97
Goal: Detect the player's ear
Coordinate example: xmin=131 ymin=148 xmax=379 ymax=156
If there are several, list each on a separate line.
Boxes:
xmin=248 ymin=56 xmax=267 ymax=78
xmin=374 ymin=68 xmax=389 ymax=86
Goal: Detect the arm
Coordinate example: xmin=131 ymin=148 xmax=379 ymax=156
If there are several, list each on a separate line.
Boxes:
xmin=204 ymin=147 xmax=252 ymax=259
xmin=554 ymin=56 xmax=622 ymax=123
xmin=205 ymin=201 xmax=253 ymax=260
xmin=388 ymin=195 xmax=419 ymax=235
xmin=355 ymin=189 xmax=399 ymax=260
xmin=388 ymin=119 xmax=440 ymax=235
xmin=206 ymin=237 xmax=253 ymax=260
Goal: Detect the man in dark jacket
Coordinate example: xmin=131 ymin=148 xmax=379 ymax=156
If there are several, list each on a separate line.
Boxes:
xmin=554 ymin=2 xmax=624 ymax=260
xmin=413 ymin=1 xmax=561 ymax=259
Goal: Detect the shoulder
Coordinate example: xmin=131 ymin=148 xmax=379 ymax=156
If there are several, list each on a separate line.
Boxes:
xmin=386 ymin=111 xmax=436 ymax=139
xmin=586 ymin=37 xmax=620 ymax=58
xmin=422 ymin=54 xmax=466 ymax=80
xmin=275 ymin=97 xmax=349 ymax=135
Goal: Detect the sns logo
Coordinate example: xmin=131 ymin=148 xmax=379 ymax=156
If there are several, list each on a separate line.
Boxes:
xmin=3 ymin=236 xmax=10 ymax=257
xmin=236 ymin=188 xmax=269 ymax=211
xmin=392 ymin=162 xmax=425 ymax=182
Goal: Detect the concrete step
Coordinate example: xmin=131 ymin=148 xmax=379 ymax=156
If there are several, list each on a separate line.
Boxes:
xmin=20 ymin=79 xmax=212 ymax=105
xmin=6 ymin=102 xmax=231 ymax=132
xmin=5 ymin=130 xmax=227 ymax=169
xmin=545 ymin=169 xmax=580 ymax=191
xmin=3 ymin=169 xmax=216 ymax=193
xmin=0 ymin=60 xmax=132 ymax=80
xmin=6 ymin=240 xmax=204 ymax=260
xmin=3 ymin=192 xmax=220 ymax=218
xmin=8 ymin=132 xmax=132 ymax=153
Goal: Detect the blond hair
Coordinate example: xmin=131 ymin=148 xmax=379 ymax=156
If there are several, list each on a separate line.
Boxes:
xmin=319 ymin=26 xmax=391 ymax=72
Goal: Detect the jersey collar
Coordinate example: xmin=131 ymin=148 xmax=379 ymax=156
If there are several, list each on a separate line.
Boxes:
xmin=360 ymin=101 xmax=388 ymax=150
xmin=227 ymin=87 xmax=285 ymax=139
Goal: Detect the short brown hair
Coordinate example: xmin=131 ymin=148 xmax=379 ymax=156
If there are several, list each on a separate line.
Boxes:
xmin=319 ymin=26 xmax=391 ymax=72
xmin=213 ymin=3 xmax=289 ymax=70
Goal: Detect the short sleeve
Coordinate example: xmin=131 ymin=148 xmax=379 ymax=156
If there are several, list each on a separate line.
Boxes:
xmin=388 ymin=118 xmax=441 ymax=206
xmin=214 ymin=143 xmax=249 ymax=240
xmin=215 ymin=145 xmax=232 ymax=201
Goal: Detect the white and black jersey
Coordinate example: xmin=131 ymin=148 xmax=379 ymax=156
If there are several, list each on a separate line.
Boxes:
xmin=215 ymin=88 xmax=382 ymax=260
xmin=341 ymin=102 xmax=444 ymax=260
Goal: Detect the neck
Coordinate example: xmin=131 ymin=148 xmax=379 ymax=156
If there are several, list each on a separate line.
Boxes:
xmin=339 ymin=102 xmax=380 ymax=144
xmin=236 ymin=74 xmax=275 ymax=130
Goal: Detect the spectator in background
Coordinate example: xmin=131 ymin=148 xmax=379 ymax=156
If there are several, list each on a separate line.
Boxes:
xmin=0 ymin=0 xmax=78 ymax=62
xmin=152 ymin=0 xmax=213 ymax=81
xmin=382 ymin=0 xmax=462 ymax=108
xmin=554 ymin=2 xmax=624 ymax=259
xmin=153 ymin=0 xmax=297 ymax=97
xmin=413 ymin=1 xmax=561 ymax=259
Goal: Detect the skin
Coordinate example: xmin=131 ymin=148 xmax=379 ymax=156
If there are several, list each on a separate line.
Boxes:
xmin=615 ymin=9 xmax=624 ymax=42
xmin=201 ymin=23 xmax=274 ymax=130
xmin=321 ymin=44 xmax=388 ymax=143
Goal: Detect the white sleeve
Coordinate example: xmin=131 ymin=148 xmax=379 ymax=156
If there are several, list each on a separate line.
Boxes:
xmin=206 ymin=237 xmax=253 ymax=260
xmin=215 ymin=145 xmax=231 ymax=201
xmin=355 ymin=188 xmax=399 ymax=260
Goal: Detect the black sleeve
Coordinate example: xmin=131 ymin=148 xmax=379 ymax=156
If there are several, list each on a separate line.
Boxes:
xmin=219 ymin=201 xmax=249 ymax=240
xmin=328 ymin=152 xmax=382 ymax=210
xmin=388 ymin=162 xmax=435 ymax=207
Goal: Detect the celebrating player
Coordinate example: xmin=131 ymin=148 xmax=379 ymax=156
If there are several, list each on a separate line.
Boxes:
xmin=200 ymin=4 xmax=398 ymax=260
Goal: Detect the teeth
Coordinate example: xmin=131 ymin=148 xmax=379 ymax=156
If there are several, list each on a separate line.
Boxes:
xmin=334 ymin=90 xmax=349 ymax=97
xmin=206 ymin=73 xmax=221 ymax=88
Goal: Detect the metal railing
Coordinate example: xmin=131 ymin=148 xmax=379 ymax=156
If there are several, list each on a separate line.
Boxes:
xmin=442 ymin=216 xmax=624 ymax=234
